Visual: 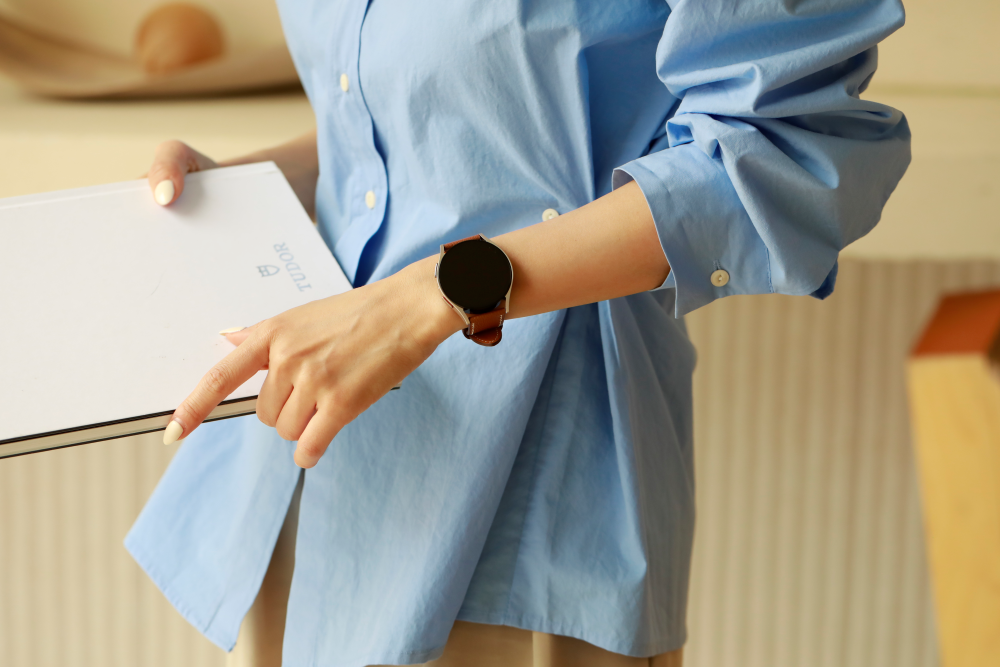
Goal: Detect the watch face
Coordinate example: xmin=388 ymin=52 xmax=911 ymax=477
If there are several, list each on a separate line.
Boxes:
xmin=438 ymin=238 xmax=513 ymax=314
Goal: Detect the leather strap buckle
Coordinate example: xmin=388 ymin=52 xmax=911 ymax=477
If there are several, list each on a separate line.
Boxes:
xmin=462 ymin=299 xmax=505 ymax=347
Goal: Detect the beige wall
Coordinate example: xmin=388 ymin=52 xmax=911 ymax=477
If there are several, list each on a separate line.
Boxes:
xmin=845 ymin=92 xmax=1000 ymax=260
xmin=847 ymin=0 xmax=1000 ymax=261
xmin=0 ymin=0 xmax=287 ymax=57
xmin=875 ymin=0 xmax=1000 ymax=91
xmin=0 ymin=78 xmax=315 ymax=199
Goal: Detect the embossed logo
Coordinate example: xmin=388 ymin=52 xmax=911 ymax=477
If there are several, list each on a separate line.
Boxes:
xmin=257 ymin=265 xmax=280 ymax=277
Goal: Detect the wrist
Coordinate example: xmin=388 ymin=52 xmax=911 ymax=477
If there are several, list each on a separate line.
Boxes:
xmin=397 ymin=256 xmax=467 ymax=347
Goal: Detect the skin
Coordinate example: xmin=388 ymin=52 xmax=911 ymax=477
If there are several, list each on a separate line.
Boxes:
xmin=149 ymin=132 xmax=670 ymax=468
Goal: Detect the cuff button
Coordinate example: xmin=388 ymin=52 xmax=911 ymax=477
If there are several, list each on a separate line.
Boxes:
xmin=711 ymin=269 xmax=730 ymax=287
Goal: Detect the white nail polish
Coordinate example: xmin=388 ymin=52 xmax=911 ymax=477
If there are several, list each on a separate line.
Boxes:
xmin=163 ymin=419 xmax=183 ymax=445
xmin=218 ymin=326 xmax=246 ymax=335
xmin=154 ymin=180 xmax=175 ymax=206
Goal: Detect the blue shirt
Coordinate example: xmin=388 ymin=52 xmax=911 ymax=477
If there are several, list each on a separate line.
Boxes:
xmin=125 ymin=2 xmax=910 ymax=665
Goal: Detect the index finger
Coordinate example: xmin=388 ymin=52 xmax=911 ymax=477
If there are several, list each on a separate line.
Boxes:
xmin=162 ymin=330 xmax=271 ymax=444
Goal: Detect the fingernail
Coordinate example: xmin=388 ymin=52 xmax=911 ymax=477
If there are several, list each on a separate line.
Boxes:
xmin=163 ymin=419 xmax=184 ymax=445
xmin=218 ymin=326 xmax=246 ymax=335
xmin=154 ymin=180 xmax=175 ymax=206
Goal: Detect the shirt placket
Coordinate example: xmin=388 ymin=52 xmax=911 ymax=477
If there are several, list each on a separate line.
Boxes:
xmin=329 ymin=0 xmax=389 ymax=285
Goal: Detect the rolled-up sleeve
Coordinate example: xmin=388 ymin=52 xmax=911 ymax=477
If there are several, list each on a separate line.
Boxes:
xmin=613 ymin=0 xmax=911 ymax=316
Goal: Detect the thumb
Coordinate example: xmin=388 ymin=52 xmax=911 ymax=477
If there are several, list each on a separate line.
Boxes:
xmin=148 ymin=140 xmax=218 ymax=206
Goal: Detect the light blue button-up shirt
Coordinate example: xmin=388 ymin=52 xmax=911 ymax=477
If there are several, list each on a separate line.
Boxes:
xmin=125 ymin=2 xmax=910 ymax=665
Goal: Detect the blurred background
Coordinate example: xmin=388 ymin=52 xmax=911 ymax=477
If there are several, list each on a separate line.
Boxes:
xmin=0 ymin=1 xmax=997 ymax=666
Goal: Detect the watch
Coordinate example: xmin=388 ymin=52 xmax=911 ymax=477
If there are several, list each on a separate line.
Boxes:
xmin=435 ymin=234 xmax=513 ymax=347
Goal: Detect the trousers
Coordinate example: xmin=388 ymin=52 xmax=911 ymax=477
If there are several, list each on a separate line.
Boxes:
xmin=226 ymin=475 xmax=684 ymax=667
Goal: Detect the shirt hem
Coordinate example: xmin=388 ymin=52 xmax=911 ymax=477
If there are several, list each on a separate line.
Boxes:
xmin=124 ymin=535 xmax=232 ymax=651
xmin=455 ymin=608 xmax=687 ymax=658
xmin=279 ymin=612 xmax=684 ymax=667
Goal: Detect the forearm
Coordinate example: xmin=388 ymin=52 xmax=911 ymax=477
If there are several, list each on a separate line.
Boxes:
xmin=220 ymin=129 xmax=319 ymax=217
xmin=405 ymin=181 xmax=670 ymax=339
xmin=498 ymin=181 xmax=668 ymax=319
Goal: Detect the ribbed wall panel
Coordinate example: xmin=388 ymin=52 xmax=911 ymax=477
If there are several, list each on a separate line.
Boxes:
xmin=0 ymin=433 xmax=226 ymax=667
xmin=684 ymin=259 xmax=1000 ymax=667
xmin=2 ymin=258 xmax=999 ymax=666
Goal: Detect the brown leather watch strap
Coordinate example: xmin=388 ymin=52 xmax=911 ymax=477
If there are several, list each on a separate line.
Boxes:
xmin=463 ymin=299 xmax=505 ymax=347
xmin=442 ymin=234 xmax=482 ymax=252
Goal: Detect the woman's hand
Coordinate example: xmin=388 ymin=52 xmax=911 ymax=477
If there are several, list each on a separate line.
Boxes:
xmin=162 ymin=256 xmax=463 ymax=468
xmin=146 ymin=130 xmax=320 ymax=215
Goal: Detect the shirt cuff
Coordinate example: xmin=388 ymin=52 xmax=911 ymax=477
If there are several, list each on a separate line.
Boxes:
xmin=613 ymin=143 xmax=772 ymax=317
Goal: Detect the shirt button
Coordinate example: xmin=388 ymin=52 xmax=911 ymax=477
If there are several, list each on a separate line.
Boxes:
xmin=340 ymin=73 xmax=349 ymax=92
xmin=711 ymin=269 xmax=730 ymax=287
xmin=542 ymin=208 xmax=559 ymax=221
xmin=365 ymin=190 xmax=376 ymax=209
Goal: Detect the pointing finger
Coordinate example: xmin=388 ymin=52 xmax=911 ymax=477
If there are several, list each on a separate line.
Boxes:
xmin=163 ymin=328 xmax=271 ymax=444
xmin=219 ymin=322 xmax=260 ymax=347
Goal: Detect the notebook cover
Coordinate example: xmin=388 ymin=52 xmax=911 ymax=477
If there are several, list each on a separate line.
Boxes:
xmin=0 ymin=162 xmax=352 ymax=457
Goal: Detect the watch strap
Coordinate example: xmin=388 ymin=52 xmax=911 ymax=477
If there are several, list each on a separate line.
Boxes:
xmin=442 ymin=234 xmax=482 ymax=252
xmin=463 ymin=299 xmax=505 ymax=347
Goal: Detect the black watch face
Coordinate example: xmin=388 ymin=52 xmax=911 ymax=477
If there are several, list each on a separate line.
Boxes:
xmin=438 ymin=238 xmax=513 ymax=314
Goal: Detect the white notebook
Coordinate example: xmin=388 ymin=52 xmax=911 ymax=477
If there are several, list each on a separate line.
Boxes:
xmin=0 ymin=162 xmax=353 ymax=458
